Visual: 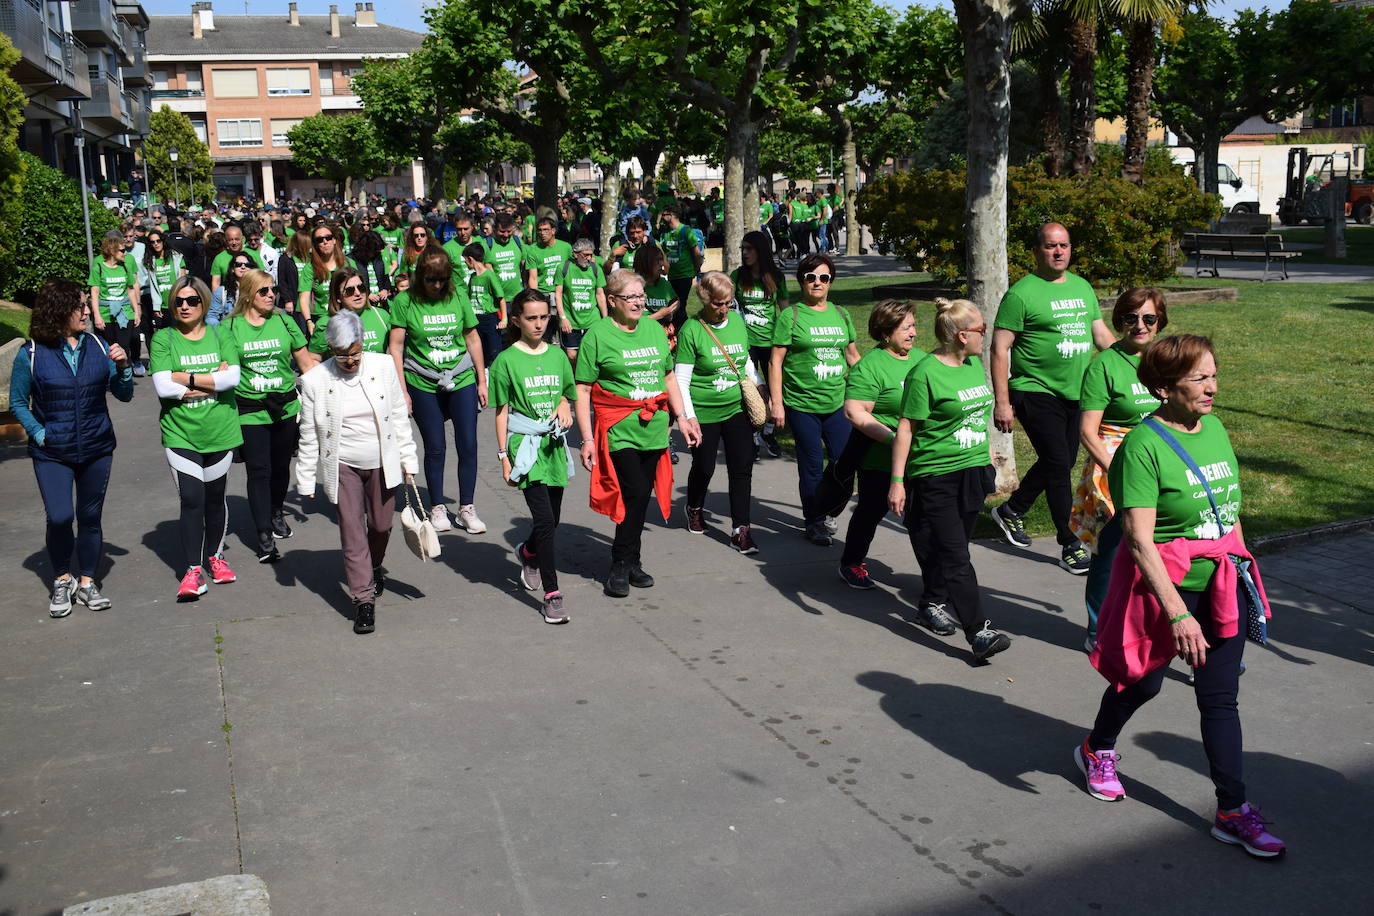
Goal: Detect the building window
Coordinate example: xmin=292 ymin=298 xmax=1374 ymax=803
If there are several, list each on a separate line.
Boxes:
xmin=190 ymin=119 xmax=208 ymax=143
xmin=152 ymin=70 xmax=169 ymax=91
xmin=271 ymin=118 xmax=303 ymax=147
xmin=266 ymin=68 xmax=311 ymax=97
xmin=1330 ymin=100 xmax=1362 ymax=128
xmin=217 ymin=118 xmax=263 ymax=148
xmin=186 ymin=66 xmax=203 ymax=93
xmin=211 ymin=69 xmax=258 ymax=99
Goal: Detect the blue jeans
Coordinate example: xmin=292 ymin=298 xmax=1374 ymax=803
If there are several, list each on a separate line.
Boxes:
xmin=474 ymin=312 xmax=504 ymax=369
xmin=33 ymin=453 xmax=114 ymax=579
xmin=1084 ymin=514 xmax=1123 ymax=640
xmin=786 ymin=405 xmax=850 ymax=523
xmin=817 ymin=223 xmax=829 ymax=253
xmin=408 ymin=382 xmax=479 ymax=507
xmin=206 ymin=287 xmax=230 ymax=326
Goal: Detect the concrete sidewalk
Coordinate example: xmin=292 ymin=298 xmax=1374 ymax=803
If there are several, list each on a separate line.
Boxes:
xmin=1 ymin=387 xmax=1370 ymax=916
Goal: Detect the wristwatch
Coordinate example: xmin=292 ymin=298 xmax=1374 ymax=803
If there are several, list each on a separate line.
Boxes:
xmin=497 ymin=449 xmax=509 ymax=461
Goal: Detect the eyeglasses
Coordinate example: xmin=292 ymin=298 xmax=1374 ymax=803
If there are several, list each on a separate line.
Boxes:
xmin=333 ymin=350 xmax=363 ymax=363
xmin=174 ymin=295 xmax=203 ymax=307
xmin=803 ymin=273 xmax=833 ymax=284
xmin=255 ymin=286 xmax=279 ymax=297
xmin=961 ymin=325 xmax=988 ymax=335
xmin=708 ymin=298 xmax=735 ymax=309
xmin=341 ymin=282 xmax=366 ymax=295
xmin=1122 ymin=312 xmax=1159 ymax=327
xmin=313 ymin=234 xmax=334 ymax=243
xmin=612 ymin=293 xmax=647 ymax=303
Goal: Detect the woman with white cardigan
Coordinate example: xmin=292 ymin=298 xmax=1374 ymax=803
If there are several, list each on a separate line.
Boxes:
xmin=297 ymin=311 xmax=418 ymax=634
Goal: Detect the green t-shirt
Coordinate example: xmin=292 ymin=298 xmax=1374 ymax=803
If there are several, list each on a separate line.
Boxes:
xmin=295 ymin=257 xmax=357 ymax=317
xmin=212 ymin=248 xmax=265 ymax=284
xmin=149 ymin=327 xmax=244 ymax=452
xmin=307 ymin=306 xmax=391 ymax=355
xmin=608 ymin=239 xmax=642 ymax=271
xmin=389 ymin=289 xmax=479 ymax=393
xmin=675 ymin=314 xmax=750 ymax=424
xmin=731 ymin=269 xmax=789 ymax=348
xmin=710 ymin=199 xmax=725 ymax=223
xmin=573 ymin=317 xmax=673 ymax=451
xmin=1108 ymin=414 xmax=1241 ymax=591
xmin=789 ymin=199 xmax=814 ymax=227
xmin=466 ymin=269 xmax=505 ymax=317
xmin=660 ymin=224 xmax=699 ymax=280
xmin=558 ymin=259 xmax=606 ymax=330
xmin=223 ymin=312 xmax=307 ymax=425
xmin=771 ymin=303 xmax=856 ymax=414
xmin=845 ymin=347 xmax=927 ymax=473
xmin=994 ymin=271 xmax=1099 ymax=400
xmin=489 ymin=343 xmax=577 ymax=488
xmin=483 ymin=237 xmax=525 ymax=300
xmin=644 ymin=276 xmax=676 ymax=318
xmin=899 ymin=355 xmax=994 ymax=478
xmin=87 ymin=256 xmax=139 ymax=322
xmin=147 ymin=254 xmax=182 ymax=305
xmin=829 ymin=192 xmax=844 ymax=215
xmin=1080 ymin=342 xmax=1160 ymax=427
xmin=378 ymin=227 xmax=404 ymax=250
xmin=442 ymin=239 xmax=474 ymax=290
xmin=522 ymin=240 xmax=574 ymax=294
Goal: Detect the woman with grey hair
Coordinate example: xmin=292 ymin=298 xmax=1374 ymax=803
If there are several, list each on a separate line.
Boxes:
xmin=297 ymin=309 xmax=419 ymax=635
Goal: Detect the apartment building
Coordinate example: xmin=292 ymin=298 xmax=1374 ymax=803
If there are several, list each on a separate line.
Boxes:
xmin=146 ymin=2 xmax=424 ymax=202
xmin=2 ymin=0 xmax=151 ymax=185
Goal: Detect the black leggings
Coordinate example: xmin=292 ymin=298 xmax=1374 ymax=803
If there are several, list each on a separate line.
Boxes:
xmin=687 ymin=410 xmax=754 ymax=528
xmin=1088 ymin=588 xmax=1247 ymax=810
xmin=841 ymin=469 xmax=890 ymax=567
xmin=522 ymin=483 xmax=564 ymax=593
xmin=1005 ymin=390 xmax=1081 ymax=546
xmin=240 ymin=418 xmax=299 ymax=535
xmin=610 ymin=447 xmax=663 ymax=565
xmin=100 ymin=320 xmax=139 ymax=364
xmin=166 ymin=447 xmax=233 ymax=571
xmin=904 ymin=467 xmax=986 ymax=641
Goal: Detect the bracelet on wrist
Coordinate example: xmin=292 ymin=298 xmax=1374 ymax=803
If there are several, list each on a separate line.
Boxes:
xmin=891 ymin=475 xmax=904 ymax=483
xmin=1169 ymin=611 xmax=1192 ymax=624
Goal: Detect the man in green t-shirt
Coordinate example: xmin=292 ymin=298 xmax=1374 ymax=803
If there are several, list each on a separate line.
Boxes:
xmin=556 ymin=239 xmax=607 ymax=364
xmin=605 ymin=216 xmax=649 ymax=274
xmin=523 ymin=217 xmax=574 ymax=295
xmin=659 ymin=202 xmax=702 ymax=334
xmin=483 ymin=212 xmax=525 ymax=301
xmin=209 ymin=225 xmax=265 ymax=298
xmin=442 ymin=214 xmax=476 ymax=290
xmin=989 ymin=222 xmax=1114 ymax=573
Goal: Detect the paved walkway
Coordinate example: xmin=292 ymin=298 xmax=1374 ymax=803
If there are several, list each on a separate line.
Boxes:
xmin=1 ymin=386 xmax=1370 ymax=915
xmin=1175 ymin=259 xmax=1374 ymax=283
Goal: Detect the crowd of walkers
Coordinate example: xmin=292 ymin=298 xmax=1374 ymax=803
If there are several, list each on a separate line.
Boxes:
xmin=9 ymin=195 xmax=1284 ymax=859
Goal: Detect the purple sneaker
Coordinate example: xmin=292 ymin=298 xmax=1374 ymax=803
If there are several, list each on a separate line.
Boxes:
xmin=1211 ymin=804 xmax=1286 ymax=858
xmin=1075 ymin=738 xmax=1126 ymax=802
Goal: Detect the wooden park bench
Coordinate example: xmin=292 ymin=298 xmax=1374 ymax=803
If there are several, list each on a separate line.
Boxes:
xmin=1181 ymin=232 xmax=1300 ymax=282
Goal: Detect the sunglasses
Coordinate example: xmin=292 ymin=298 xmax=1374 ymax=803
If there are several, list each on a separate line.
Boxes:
xmin=803 ymin=273 xmax=833 ymax=284
xmin=232 ymin=262 xmax=253 ymax=270
xmin=313 ymin=234 xmax=334 ymax=243
xmin=421 ymin=275 xmax=447 ymax=284
xmin=1123 ymin=312 xmax=1159 ymax=327
xmin=174 ymin=295 xmax=203 ymax=307
xmin=412 ymin=232 xmax=429 ymax=239
xmin=255 ymin=286 xmax=280 ymax=296
xmin=341 ymin=282 xmax=366 ymax=295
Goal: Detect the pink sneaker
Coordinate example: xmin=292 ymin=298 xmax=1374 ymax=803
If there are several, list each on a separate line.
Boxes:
xmin=208 ymin=554 xmax=236 ymax=584
xmin=1075 ymin=738 xmax=1126 ymax=801
xmin=177 ymin=567 xmax=208 ymax=601
xmin=1212 ymin=804 xmax=1286 ymax=858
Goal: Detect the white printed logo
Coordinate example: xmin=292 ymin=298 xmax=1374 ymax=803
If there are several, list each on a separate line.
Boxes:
xmin=711 ymin=375 xmax=740 ymax=393
xmin=1056 ymin=339 xmax=1091 ymax=359
xmin=813 ymin=363 xmax=844 ymax=381
xmin=428 ymin=347 xmax=462 ymax=364
xmin=954 ymin=425 xmax=987 ymax=449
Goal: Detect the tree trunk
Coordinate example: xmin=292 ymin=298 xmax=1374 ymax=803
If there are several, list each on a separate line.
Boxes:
xmin=635 ymin=144 xmax=663 ymax=185
xmin=1121 ymin=18 xmax=1156 ymax=185
xmin=1200 ymin=135 xmax=1220 ymax=196
xmin=954 ymin=0 xmax=1017 ymax=493
xmin=1038 ymin=62 xmax=1065 ymax=178
xmin=1066 ymin=15 xmax=1097 ymax=177
xmin=721 ymin=114 xmax=756 ymax=276
xmin=743 ymin=128 xmax=761 ymax=234
xmin=424 ymin=144 xmax=447 ymax=202
xmin=600 ymin=166 xmax=619 ymax=255
xmin=840 ymin=111 xmax=862 ymax=257
xmin=531 ymin=133 xmax=561 ymax=212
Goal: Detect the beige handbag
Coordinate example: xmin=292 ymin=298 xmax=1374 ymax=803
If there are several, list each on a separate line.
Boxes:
xmin=400 ymin=480 xmax=441 ymax=561
xmin=696 ymin=317 xmax=768 ymax=428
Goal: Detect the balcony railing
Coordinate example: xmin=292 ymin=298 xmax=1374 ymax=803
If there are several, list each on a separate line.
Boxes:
xmin=150 ymin=88 xmax=205 ymax=99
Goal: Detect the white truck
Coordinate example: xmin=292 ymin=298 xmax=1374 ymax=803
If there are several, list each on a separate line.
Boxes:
xmin=1168 ymin=148 xmax=1261 ymax=213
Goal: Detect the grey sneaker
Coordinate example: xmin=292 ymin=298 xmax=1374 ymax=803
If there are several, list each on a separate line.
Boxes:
xmin=991 ymin=503 xmax=1031 ymax=548
xmin=1060 ymin=544 xmax=1091 ymax=575
xmin=49 ymin=577 xmax=76 ymax=618
xmin=970 ymin=620 xmax=1012 ymax=661
xmin=542 ymin=592 xmax=569 ymax=624
xmin=515 ymin=541 xmax=541 ymax=591
xmin=457 ymin=504 xmax=487 ymax=534
xmin=804 ymin=520 xmax=832 ymax=546
xmin=823 ymin=514 xmax=840 ymax=535
xmin=75 ymin=582 xmax=112 ymax=611
xmin=912 ymin=603 xmax=958 ymax=636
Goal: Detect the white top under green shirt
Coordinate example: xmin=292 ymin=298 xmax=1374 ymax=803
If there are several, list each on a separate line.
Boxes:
xmin=149 ymin=327 xmax=244 ymax=452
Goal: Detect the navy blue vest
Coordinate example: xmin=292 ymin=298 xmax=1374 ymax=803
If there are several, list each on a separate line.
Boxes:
xmin=25 ymin=336 xmax=118 ymax=463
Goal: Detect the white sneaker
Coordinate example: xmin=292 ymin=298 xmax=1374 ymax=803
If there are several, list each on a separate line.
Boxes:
xmin=430 ymin=505 xmax=453 ymax=532
xmin=823 ymin=515 xmax=840 ymax=535
xmin=457 ymin=504 xmax=486 ymax=534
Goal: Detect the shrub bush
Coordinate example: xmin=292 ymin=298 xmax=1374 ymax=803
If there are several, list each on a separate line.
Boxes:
xmin=0 ymin=152 xmax=120 ymax=304
xmin=858 ymin=156 xmax=1219 ymax=290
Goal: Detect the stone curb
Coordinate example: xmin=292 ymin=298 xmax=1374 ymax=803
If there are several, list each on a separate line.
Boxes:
xmin=63 ymin=874 xmax=270 ymax=915
xmin=1250 ymin=516 xmax=1374 ymax=556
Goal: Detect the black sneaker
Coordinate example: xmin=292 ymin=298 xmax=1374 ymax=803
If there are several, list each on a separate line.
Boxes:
xmin=912 ymin=603 xmax=958 ymax=636
xmin=256 ymin=531 xmax=281 ymax=564
xmin=604 ymin=562 xmax=630 ymax=598
xmin=804 ymin=520 xmax=832 ymax=546
xmin=373 ymin=567 xmax=385 ymax=597
xmin=1060 ymin=544 xmax=1091 ymax=575
xmin=762 ymin=431 xmax=782 ymax=459
xmin=970 ymin=620 xmax=1012 ymax=661
xmin=628 ymin=564 xmax=654 ymax=588
xmin=271 ymin=509 xmax=293 ymax=540
xmin=991 ymin=504 xmax=1031 ymax=548
xmin=353 ymin=602 xmax=375 ymax=635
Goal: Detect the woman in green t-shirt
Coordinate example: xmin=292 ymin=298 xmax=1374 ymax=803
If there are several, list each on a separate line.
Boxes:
xmin=888 ymin=298 xmax=1007 ymax=662
xmin=733 ymin=230 xmax=788 ymax=458
xmin=838 ymin=299 xmax=921 ymax=592
xmin=395 ymin=224 xmax=439 ymax=286
xmin=768 ymin=253 xmax=860 ymax=546
xmin=1072 ymin=287 xmax=1166 ymax=650
xmin=633 ymin=242 xmax=680 ymax=344
xmin=491 ymin=289 xmax=577 ymax=624
xmin=87 ymin=232 xmax=141 ymax=360
xmin=1075 ymin=335 xmax=1283 ymax=859
xmin=149 ymin=277 xmax=244 ymax=602
xmin=224 ymin=269 xmax=311 ymax=563
xmin=677 ymin=272 xmax=759 ymax=554
xmin=138 ymin=230 xmax=185 ymax=375
xmin=306 ymin=267 xmax=393 ymax=362
xmin=298 ymin=222 xmax=354 ymax=331
xmin=387 ymin=247 xmax=487 ymax=536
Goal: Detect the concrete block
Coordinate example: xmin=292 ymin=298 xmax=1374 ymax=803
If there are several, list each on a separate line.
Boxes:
xmin=0 ymin=334 xmax=25 ymax=411
xmin=63 ymin=874 xmax=270 ymax=915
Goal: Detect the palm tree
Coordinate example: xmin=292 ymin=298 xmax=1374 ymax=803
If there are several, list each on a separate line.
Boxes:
xmin=1117 ymin=0 xmax=1185 ymax=183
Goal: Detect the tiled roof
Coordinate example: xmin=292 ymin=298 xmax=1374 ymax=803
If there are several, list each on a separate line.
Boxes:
xmin=147 ymin=14 xmax=422 ymax=56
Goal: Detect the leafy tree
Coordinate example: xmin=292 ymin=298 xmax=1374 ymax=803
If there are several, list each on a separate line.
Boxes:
xmin=757 ymin=111 xmax=834 ymax=185
xmin=286 ymin=113 xmax=395 ymax=199
xmin=911 ymin=63 xmax=1043 ymax=172
xmin=0 ymin=34 xmax=28 ymax=284
xmin=144 ymin=106 xmax=215 ymax=207
xmin=445 ymin=116 xmax=531 ymax=198
xmin=352 ymin=52 xmax=455 ymax=201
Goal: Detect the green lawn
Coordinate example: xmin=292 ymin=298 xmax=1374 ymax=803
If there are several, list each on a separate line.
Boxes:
xmin=0 ymin=305 xmax=29 ymax=347
xmin=1275 ymin=224 xmax=1374 ymax=266
xmin=776 ymin=275 xmax=1374 ymax=539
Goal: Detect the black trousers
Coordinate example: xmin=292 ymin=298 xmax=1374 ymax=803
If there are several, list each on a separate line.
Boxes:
xmin=610 ymin=447 xmax=662 ymax=565
xmin=1005 ymin=390 xmax=1081 ymax=546
xmin=1088 ymin=588 xmax=1247 ymax=810
xmin=841 ymin=469 xmax=890 ymax=567
xmin=687 ymin=410 xmax=754 ymax=528
xmin=904 ymin=466 xmax=991 ymax=641
xmin=99 ymin=320 xmax=139 ymax=363
xmin=240 ymin=418 xmax=299 ymax=536
xmin=522 ymin=483 xmax=564 ymax=593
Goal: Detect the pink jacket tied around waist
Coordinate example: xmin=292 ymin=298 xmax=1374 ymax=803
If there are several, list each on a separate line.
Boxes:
xmin=1089 ymin=527 xmax=1272 ymax=690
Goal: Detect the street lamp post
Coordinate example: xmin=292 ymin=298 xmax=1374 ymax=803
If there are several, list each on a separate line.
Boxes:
xmin=169 ymin=146 xmax=179 ymax=210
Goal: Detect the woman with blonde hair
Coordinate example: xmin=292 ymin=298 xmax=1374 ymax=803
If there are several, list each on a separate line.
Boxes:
xmin=889 ymin=298 xmax=1008 ymax=662
xmin=87 ymin=231 xmax=141 ymax=354
xmin=279 ymin=229 xmax=314 ymax=333
xmin=222 ymin=269 xmax=311 ymax=562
